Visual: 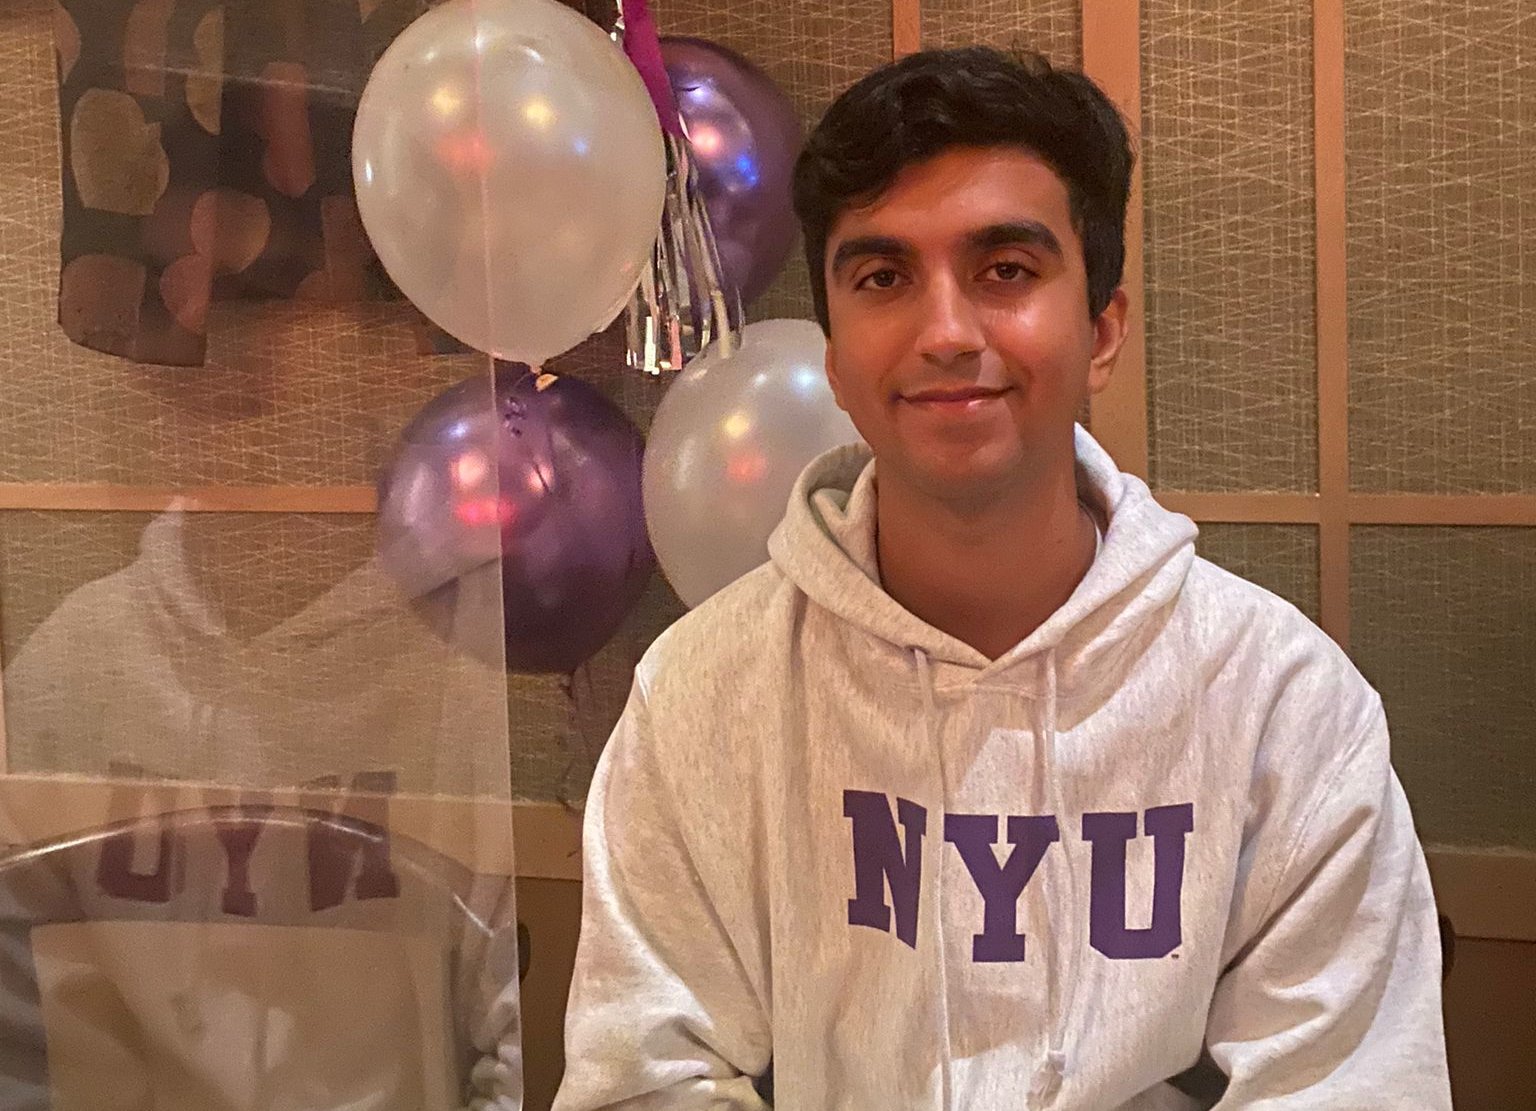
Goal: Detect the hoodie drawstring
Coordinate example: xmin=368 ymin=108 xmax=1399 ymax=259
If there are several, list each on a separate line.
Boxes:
xmin=912 ymin=647 xmax=955 ymax=1110
xmin=1028 ymin=646 xmax=1079 ymax=1107
xmin=915 ymin=646 xmax=1080 ymax=1109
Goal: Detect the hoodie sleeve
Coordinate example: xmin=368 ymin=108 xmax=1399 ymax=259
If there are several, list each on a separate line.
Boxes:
xmin=553 ymin=680 xmax=772 ymax=1111
xmin=1203 ymin=703 xmax=1451 ymax=1108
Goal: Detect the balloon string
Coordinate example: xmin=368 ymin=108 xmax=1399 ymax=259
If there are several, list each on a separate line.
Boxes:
xmin=616 ymin=0 xmax=683 ymax=136
xmin=557 ymin=663 xmax=604 ymax=809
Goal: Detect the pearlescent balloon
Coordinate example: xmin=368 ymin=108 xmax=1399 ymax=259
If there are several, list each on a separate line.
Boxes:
xmin=378 ymin=365 xmax=654 ymax=674
xmin=643 ymin=319 xmax=860 ymax=607
xmin=661 ymin=37 xmax=802 ymax=306
xmin=353 ymin=0 xmax=666 ymax=365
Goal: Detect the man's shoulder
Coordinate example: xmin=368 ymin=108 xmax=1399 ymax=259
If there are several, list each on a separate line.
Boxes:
xmin=1179 ymin=556 xmax=1363 ymax=685
xmin=1184 ymin=553 xmax=1339 ymax=651
xmin=1182 ymin=554 xmax=1382 ymax=736
xmin=636 ymin=561 xmax=800 ymax=699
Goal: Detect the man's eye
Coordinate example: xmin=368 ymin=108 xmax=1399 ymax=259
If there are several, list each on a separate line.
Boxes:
xmin=856 ymin=268 xmax=902 ymax=290
xmin=987 ymin=262 xmax=1033 ymax=282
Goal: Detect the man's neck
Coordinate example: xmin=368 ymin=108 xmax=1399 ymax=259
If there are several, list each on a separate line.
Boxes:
xmin=874 ymin=462 xmax=1096 ymax=662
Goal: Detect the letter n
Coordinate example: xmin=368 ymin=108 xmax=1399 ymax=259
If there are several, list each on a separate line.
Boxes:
xmin=844 ymin=790 xmax=926 ymax=949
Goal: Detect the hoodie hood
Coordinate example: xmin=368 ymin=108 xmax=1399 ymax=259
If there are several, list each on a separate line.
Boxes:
xmin=767 ymin=425 xmax=1199 ymax=688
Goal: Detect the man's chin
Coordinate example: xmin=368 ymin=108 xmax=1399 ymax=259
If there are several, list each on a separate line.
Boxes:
xmin=886 ymin=450 xmax=1040 ymax=511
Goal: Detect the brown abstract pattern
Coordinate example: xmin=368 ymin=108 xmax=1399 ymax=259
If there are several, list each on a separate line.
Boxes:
xmin=1142 ymin=0 xmax=1317 ymax=493
xmin=52 ymin=0 xmax=461 ymax=366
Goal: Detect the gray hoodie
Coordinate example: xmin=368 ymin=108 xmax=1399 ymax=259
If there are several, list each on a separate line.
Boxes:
xmin=556 ymin=428 xmax=1451 ymax=1110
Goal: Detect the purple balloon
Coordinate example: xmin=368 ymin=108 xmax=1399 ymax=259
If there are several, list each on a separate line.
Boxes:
xmin=377 ymin=365 xmax=654 ymax=675
xmin=661 ymin=36 xmax=803 ymax=306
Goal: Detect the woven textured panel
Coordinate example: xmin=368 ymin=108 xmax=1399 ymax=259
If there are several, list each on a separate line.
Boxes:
xmin=1345 ymin=4 xmax=1536 ymax=493
xmin=1350 ymin=527 xmax=1536 ymax=849
xmin=0 ymin=0 xmax=484 ymax=486
xmin=654 ymin=0 xmax=893 ymax=323
xmin=1142 ymin=0 xmax=1317 ymax=493
xmin=919 ymin=0 xmax=1079 ymax=63
xmin=1193 ymin=523 xmax=1319 ymax=622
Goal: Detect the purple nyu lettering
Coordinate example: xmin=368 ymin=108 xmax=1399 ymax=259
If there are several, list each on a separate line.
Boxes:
xmin=213 ymin=806 xmax=274 ymax=917
xmin=305 ymin=771 xmax=401 ymax=911
xmin=844 ymin=790 xmax=926 ymax=948
xmin=944 ymin=813 xmax=1060 ymax=962
xmin=96 ymin=818 xmax=176 ymax=903
xmin=1083 ymin=803 xmax=1195 ymax=959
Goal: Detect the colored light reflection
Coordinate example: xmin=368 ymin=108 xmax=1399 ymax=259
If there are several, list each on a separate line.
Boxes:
xmin=722 ymin=412 xmax=751 ymax=440
xmin=431 ymin=86 xmax=463 ymax=118
xmin=451 ymin=450 xmax=489 ymax=490
xmin=727 ymin=451 xmax=767 ymax=484
xmin=690 ymin=124 xmax=723 ymax=156
xmin=455 ymin=496 xmax=516 ymax=528
xmin=522 ymin=98 xmax=554 ymax=129
xmin=734 ymin=152 xmax=760 ymax=188
xmin=438 ymin=130 xmax=493 ymax=174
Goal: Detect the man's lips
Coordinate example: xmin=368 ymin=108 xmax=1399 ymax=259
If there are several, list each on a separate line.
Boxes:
xmin=900 ymin=386 xmax=1012 ymax=403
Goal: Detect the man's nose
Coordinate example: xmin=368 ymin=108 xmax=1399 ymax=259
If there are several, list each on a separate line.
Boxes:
xmin=913 ymin=273 xmax=985 ymax=365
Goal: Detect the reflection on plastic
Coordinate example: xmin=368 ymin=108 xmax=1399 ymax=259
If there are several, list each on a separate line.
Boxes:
xmin=0 ymin=805 xmax=522 ymax=1109
xmin=1 ymin=509 xmax=509 ymax=795
xmin=35 ymin=922 xmax=454 ymax=1110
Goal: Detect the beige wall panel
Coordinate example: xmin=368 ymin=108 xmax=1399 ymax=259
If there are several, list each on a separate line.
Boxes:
xmin=920 ymin=0 xmax=1079 ymax=62
xmin=1142 ymin=0 xmax=1317 ymax=493
xmin=1350 ymin=526 xmax=1536 ymax=849
xmin=1346 ymin=2 xmax=1536 ymax=493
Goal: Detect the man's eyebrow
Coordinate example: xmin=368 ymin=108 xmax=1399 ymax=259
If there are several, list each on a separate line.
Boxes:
xmin=966 ymin=221 xmax=1063 ymax=258
xmin=829 ymin=235 xmax=912 ymax=277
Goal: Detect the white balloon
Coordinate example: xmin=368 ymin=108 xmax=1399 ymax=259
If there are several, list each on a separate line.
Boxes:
xmin=353 ymin=0 xmax=665 ymax=365
xmin=644 ymin=319 xmax=862 ymax=607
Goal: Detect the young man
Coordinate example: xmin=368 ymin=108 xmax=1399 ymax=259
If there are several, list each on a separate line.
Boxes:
xmin=554 ymin=47 xmax=1451 ymax=1109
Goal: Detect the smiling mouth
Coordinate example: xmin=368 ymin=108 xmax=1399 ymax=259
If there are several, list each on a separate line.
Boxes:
xmin=901 ymin=386 xmax=1012 ymax=405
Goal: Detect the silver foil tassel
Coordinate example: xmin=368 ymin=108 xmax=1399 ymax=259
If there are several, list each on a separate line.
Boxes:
xmin=614 ymin=8 xmax=743 ymax=374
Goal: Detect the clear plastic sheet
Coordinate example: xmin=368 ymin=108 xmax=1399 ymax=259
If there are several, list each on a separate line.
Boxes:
xmin=0 ymin=0 xmax=525 ymax=1104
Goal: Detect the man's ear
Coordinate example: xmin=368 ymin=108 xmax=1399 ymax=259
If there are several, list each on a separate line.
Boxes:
xmin=1087 ymin=287 xmax=1130 ymax=396
xmin=824 ymin=339 xmax=849 ymax=413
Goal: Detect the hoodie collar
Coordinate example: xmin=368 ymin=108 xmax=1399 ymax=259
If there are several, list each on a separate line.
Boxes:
xmin=766 ymin=425 xmax=1198 ymax=690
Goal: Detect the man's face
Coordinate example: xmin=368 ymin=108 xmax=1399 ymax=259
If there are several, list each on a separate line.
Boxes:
xmin=822 ymin=145 xmax=1127 ymax=507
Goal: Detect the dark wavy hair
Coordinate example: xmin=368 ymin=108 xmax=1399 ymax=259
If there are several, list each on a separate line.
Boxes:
xmin=791 ymin=46 xmax=1134 ymax=332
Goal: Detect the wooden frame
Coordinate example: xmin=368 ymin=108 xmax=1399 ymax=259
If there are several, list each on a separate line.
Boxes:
xmin=1312 ymin=0 xmax=1353 ymax=646
xmin=0 ymin=485 xmax=376 ymax=514
xmin=1081 ymin=0 xmax=1149 ymax=478
xmin=891 ymin=0 xmax=920 ymax=57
